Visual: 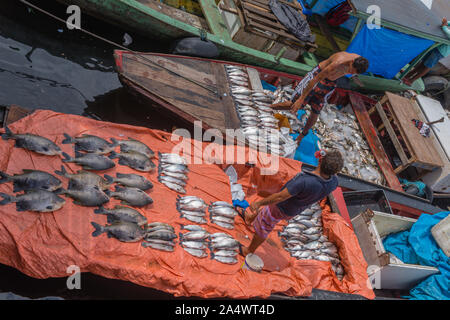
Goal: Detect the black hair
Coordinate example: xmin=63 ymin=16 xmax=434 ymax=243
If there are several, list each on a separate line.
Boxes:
xmin=320 ymin=150 xmax=344 ymax=176
xmin=353 ymin=57 xmax=369 ymax=74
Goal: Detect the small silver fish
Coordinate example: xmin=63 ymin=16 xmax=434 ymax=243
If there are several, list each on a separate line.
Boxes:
xmin=157 ymin=175 xmax=186 ymax=187
xmin=142 ymin=241 xmax=174 ymax=252
xmin=159 ymin=180 xmax=186 ymax=194
xmin=145 ymin=230 xmax=177 ymax=241
xmin=180 ymin=214 xmax=207 ymax=224
xmin=182 ymin=247 xmax=208 ymax=258
xmin=179 ymin=230 xmax=210 ymax=241
xmin=178 ymin=224 xmax=205 ymax=232
xmin=181 ymin=241 xmax=207 ymax=250
xmin=211 ymin=254 xmax=238 ymax=265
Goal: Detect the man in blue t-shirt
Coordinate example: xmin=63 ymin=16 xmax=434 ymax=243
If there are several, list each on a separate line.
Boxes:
xmin=239 ymin=149 xmax=344 ymax=257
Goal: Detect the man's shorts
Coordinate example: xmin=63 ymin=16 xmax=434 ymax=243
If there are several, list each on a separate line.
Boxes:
xmin=253 ymin=204 xmax=292 ymax=239
xmin=424 ymin=48 xmax=444 ymax=69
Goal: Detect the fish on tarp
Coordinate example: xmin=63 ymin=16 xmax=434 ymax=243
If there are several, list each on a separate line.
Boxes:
xmin=158 ymin=152 xmax=187 ymax=166
xmin=209 ymin=206 xmax=238 ymax=218
xmin=210 ymin=254 xmax=238 ymax=265
xmin=62 ymin=133 xmax=117 ymax=154
xmin=0 ymin=169 xmax=62 ymax=192
xmin=62 ymin=151 xmax=115 ymax=171
xmin=208 ymin=237 xmax=240 ymax=250
xmin=109 ymin=151 xmax=155 ymax=172
xmin=159 ymin=170 xmax=188 ymax=181
xmin=54 ymin=165 xmax=111 ymax=190
xmin=1 ymin=125 xmax=62 ymax=156
xmin=94 ymin=205 xmax=147 ymax=226
xmin=147 ymin=222 xmax=174 ymax=231
xmin=211 ymin=219 xmax=234 ymax=230
xmin=61 ymin=186 xmax=110 ymax=207
xmin=104 ymin=173 xmax=153 ymax=191
xmin=210 ymin=232 xmax=233 ymax=240
xmin=116 ymin=138 xmax=154 ymax=158
xmin=210 ymin=214 xmax=235 ymax=225
xmin=180 ymin=240 xmax=207 ymax=250
xmin=159 ymin=179 xmax=186 ymax=194
xmin=176 ymin=199 xmax=206 ymax=212
xmin=145 ymin=229 xmax=177 ymax=241
xmin=91 ymin=221 xmax=146 ymax=242
xmin=141 ymin=241 xmax=174 ymax=252
xmin=158 ymin=163 xmax=189 ymax=174
xmin=0 ymin=189 xmax=66 ymax=212
xmin=211 ymin=250 xmax=238 ymax=258
xmin=106 ymin=186 xmax=153 ymax=207
xmin=180 ymin=213 xmax=207 ymax=224
xmin=178 ymin=224 xmax=205 ymax=232
xmin=157 ymin=175 xmax=186 ymax=187
xmin=179 ymin=230 xmax=210 ymax=241
xmin=182 ymin=247 xmax=208 ymax=258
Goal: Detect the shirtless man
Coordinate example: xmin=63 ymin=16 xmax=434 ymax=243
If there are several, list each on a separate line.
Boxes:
xmin=271 ymin=52 xmax=369 ymax=144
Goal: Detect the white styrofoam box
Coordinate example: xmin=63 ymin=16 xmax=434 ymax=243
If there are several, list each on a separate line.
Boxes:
xmin=351 ymin=210 xmax=439 ymax=290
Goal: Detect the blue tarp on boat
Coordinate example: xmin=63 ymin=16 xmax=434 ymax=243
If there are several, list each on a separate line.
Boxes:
xmin=383 ymin=211 xmax=450 ymax=300
xmin=346 ymin=25 xmax=434 ymax=79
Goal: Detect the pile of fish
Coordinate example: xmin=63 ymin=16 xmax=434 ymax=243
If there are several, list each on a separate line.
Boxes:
xmin=208 ymin=232 xmax=240 ymax=265
xmin=179 ymin=227 xmax=210 ymax=258
xmin=315 ymin=105 xmax=384 ymax=185
xmin=142 ymin=222 xmax=177 ymax=251
xmin=226 ymin=65 xmax=296 ymax=157
xmin=176 ymin=196 xmax=207 ymax=224
xmin=208 ymin=201 xmax=238 ymax=230
xmin=271 ymin=84 xmax=385 ymax=185
xmin=157 ymin=152 xmax=189 ymax=194
xmin=279 ymin=202 xmax=345 ymax=280
xmin=0 ymin=169 xmax=65 ymax=212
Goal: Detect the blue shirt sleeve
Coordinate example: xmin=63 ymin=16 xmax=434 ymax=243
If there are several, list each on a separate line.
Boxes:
xmin=286 ymin=175 xmax=306 ymax=196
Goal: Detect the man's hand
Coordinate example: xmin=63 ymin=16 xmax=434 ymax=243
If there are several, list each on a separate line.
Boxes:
xmin=249 ymin=202 xmax=260 ymax=215
xmin=442 ymin=18 xmax=448 ymax=27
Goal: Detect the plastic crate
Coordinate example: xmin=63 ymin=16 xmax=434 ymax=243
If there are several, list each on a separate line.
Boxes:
xmin=343 ymin=189 xmax=393 ymax=219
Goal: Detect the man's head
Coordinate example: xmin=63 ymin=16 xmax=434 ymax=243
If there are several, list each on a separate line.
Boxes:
xmin=319 ymin=149 xmax=344 ymax=176
xmin=352 ymin=57 xmax=369 ymax=74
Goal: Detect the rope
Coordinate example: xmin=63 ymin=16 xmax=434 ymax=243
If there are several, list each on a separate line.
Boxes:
xmin=19 ymin=0 xmax=219 ymax=95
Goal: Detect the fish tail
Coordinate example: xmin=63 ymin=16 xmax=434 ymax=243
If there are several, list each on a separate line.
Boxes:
xmin=53 ymin=188 xmax=65 ymax=195
xmin=179 ymin=232 xmax=183 ymax=241
xmin=91 ymin=222 xmax=105 ymax=237
xmin=1 ymin=125 xmax=14 ymax=140
xmin=0 ymin=193 xmax=14 ymax=205
xmin=0 ymin=171 xmax=11 ymax=184
xmin=61 ymin=133 xmax=74 ymax=144
xmin=54 ymin=165 xmax=67 ymax=177
xmin=104 ymin=174 xmax=114 ymax=185
xmin=104 ymin=189 xmax=111 ymax=197
xmin=108 ymin=151 xmax=119 ymax=160
xmin=94 ymin=205 xmax=106 ymax=214
xmin=210 ymin=252 xmax=215 ymax=260
xmin=61 ymin=152 xmax=73 ymax=162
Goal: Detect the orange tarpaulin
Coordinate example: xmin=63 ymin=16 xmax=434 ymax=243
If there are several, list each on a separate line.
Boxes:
xmin=0 ymin=110 xmax=375 ymax=299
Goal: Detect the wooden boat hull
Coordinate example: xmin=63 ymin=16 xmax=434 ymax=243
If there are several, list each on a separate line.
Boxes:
xmin=55 ymin=0 xmax=424 ymax=92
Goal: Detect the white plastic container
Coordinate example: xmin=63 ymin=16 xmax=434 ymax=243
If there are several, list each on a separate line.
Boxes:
xmin=431 ymin=214 xmax=450 ymax=257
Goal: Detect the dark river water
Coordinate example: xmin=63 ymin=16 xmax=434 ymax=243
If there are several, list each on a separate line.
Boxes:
xmin=0 ymin=0 xmax=192 ymax=300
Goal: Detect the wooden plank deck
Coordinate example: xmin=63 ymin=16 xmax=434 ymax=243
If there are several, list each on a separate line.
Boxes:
xmin=348 ymin=92 xmax=404 ymax=192
xmin=118 ymin=52 xmax=241 ymax=133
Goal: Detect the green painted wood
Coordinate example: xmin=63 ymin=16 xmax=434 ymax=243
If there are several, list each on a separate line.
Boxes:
xmin=302 ymin=52 xmax=319 ymax=67
xmin=197 ymin=0 xmax=231 ymax=41
xmin=53 ymin=0 xmax=423 ymax=92
xmin=398 ymin=43 xmax=440 ymax=80
xmin=350 ymin=18 xmax=363 ymax=43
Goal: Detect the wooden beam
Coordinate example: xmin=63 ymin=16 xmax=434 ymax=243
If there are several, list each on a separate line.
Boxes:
xmin=313 ymin=14 xmax=340 ymax=52
xmin=374 ymin=101 xmax=409 ymax=165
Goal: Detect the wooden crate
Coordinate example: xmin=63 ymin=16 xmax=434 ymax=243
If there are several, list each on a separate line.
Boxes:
xmin=368 ymin=92 xmax=444 ymax=175
xmin=352 ymin=209 xmax=439 ymax=290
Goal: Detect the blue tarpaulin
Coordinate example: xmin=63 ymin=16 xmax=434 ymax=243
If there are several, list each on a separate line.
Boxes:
xmin=383 ymin=212 xmax=450 ymax=300
xmin=347 ymin=25 xmax=434 ymax=79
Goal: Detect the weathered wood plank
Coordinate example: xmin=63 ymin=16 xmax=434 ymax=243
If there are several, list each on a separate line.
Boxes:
xmin=374 ymin=101 xmax=410 ymax=165
xmin=349 ymin=92 xmax=403 ymax=192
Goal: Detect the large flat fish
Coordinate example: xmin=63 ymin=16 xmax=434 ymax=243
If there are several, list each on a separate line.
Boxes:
xmin=0 ymin=190 xmax=65 ymax=212
xmin=0 ymin=169 xmax=62 ymax=192
xmin=2 ymin=125 xmax=62 ymax=156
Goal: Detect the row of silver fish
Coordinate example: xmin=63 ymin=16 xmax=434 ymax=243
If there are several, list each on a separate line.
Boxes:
xmin=179 ymin=229 xmax=211 ymax=258
xmin=157 ymin=152 xmax=189 ymax=194
xmin=142 ymin=222 xmax=177 ymax=251
xmin=208 ymin=201 xmax=238 ymax=230
xmin=279 ymin=202 xmax=345 ymax=280
xmin=176 ymin=195 xmax=207 ymax=224
xmin=208 ymin=232 xmax=240 ymax=265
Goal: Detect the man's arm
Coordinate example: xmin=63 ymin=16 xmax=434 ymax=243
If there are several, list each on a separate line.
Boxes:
xmin=249 ymin=188 xmax=292 ymax=214
xmin=296 ymin=112 xmax=319 ymax=143
xmin=442 ymin=18 xmax=450 ymax=38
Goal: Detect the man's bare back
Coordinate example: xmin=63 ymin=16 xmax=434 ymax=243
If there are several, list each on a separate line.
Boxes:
xmin=318 ymin=52 xmax=361 ymax=81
